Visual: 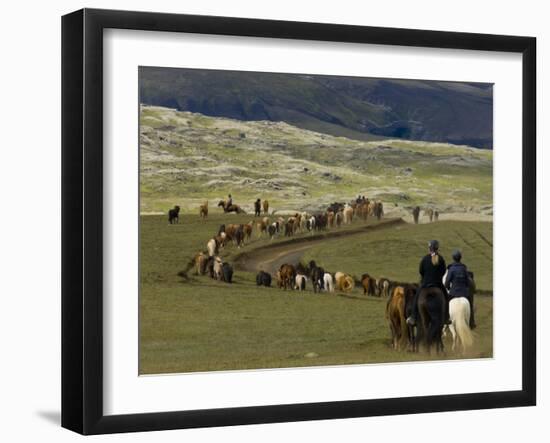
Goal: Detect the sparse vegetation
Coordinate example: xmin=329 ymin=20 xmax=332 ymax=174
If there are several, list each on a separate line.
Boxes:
xmin=140 ymin=106 xmax=493 ymax=218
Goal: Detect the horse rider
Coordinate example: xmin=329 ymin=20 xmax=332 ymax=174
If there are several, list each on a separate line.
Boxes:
xmin=406 ymin=239 xmax=449 ymax=326
xmin=226 ymin=194 xmax=233 ymax=210
xmin=445 ymin=250 xmax=476 ymax=329
xmin=254 ymin=198 xmax=261 ymax=217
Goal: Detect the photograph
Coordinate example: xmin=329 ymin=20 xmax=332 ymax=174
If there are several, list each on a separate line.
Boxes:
xmin=138 ymin=67 xmax=494 ymax=375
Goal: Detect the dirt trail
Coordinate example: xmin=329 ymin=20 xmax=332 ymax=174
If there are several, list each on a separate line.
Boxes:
xmin=234 ymin=218 xmax=404 ymax=274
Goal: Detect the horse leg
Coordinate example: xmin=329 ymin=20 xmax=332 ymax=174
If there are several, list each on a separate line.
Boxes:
xmin=390 ymin=318 xmax=401 ymax=350
xmin=408 ymin=325 xmax=417 ymax=352
xmin=389 ymin=317 xmax=399 ymax=350
xmin=450 ymin=323 xmax=457 ymax=351
xmin=388 ymin=321 xmax=396 ymax=349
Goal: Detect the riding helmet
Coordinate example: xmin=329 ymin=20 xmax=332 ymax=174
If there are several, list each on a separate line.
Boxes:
xmin=452 ymin=249 xmax=462 ymax=262
xmin=428 ymin=239 xmax=439 ymax=251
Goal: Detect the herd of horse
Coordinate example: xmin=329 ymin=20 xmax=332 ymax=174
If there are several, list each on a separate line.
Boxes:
xmin=170 ymin=200 xmax=438 ymax=226
xmin=175 ymin=196 xmax=474 ymax=356
xmin=262 ymin=262 xmax=474 ymax=355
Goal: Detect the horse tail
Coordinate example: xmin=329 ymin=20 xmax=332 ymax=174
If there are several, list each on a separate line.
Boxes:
xmin=452 ymin=298 xmax=474 ymax=351
xmin=397 ymin=296 xmax=409 ymax=348
xmin=178 ymin=255 xmax=197 ymax=280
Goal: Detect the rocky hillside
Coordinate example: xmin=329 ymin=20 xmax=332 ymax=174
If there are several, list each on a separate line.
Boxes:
xmin=139 ymin=67 xmax=493 ymax=149
xmin=140 ymin=106 xmax=493 ymax=217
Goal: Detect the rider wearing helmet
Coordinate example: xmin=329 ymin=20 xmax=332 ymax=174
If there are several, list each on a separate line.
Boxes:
xmin=445 ymin=249 xmax=476 ymax=329
xmin=407 ymin=240 xmax=449 ymax=326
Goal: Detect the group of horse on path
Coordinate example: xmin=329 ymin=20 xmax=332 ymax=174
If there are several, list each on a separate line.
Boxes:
xmin=175 ymin=196 xmax=474 ymax=356
xmin=193 ymin=196 xmax=386 ymax=263
xmin=412 ymin=206 xmax=439 ymax=224
xmin=168 ymin=195 xmax=384 ymax=225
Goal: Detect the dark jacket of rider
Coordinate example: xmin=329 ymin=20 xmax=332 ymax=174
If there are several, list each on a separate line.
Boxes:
xmin=444 ymin=262 xmax=470 ymax=298
xmin=419 ymin=253 xmax=447 ymax=288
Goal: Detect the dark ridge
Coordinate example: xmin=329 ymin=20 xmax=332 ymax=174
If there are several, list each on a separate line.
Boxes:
xmin=139 ymin=67 xmax=493 ymax=149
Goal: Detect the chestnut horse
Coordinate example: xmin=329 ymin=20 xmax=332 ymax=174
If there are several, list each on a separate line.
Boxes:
xmin=386 ymin=283 xmax=417 ymax=350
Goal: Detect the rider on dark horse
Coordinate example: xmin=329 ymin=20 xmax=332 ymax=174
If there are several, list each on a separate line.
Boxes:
xmin=445 ymin=250 xmax=476 ymax=329
xmin=407 ymin=239 xmax=449 ymax=326
xmin=226 ymin=194 xmax=233 ymax=210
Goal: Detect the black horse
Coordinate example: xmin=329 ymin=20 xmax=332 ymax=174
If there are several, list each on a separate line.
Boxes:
xmin=403 ymin=283 xmax=419 ymax=351
xmin=412 ymin=206 xmax=420 ymax=224
xmin=256 ymin=271 xmax=272 ymax=287
xmin=307 ymin=260 xmax=325 ymax=293
xmin=221 ymin=263 xmax=233 ymax=283
xmin=416 ymin=286 xmax=446 ymax=353
xmin=254 ymin=199 xmax=262 ymax=217
xmin=168 ymin=205 xmax=180 ymax=224
xmin=327 ymin=202 xmax=345 ymax=213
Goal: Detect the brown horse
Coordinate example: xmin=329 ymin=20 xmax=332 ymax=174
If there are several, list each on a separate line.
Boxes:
xmin=386 ymin=284 xmax=417 ymax=350
xmin=178 ymin=252 xmax=206 ymax=278
xmin=425 ymin=208 xmax=434 ymax=222
xmin=222 ymin=223 xmax=240 ymax=242
xmin=278 ymin=264 xmax=296 ymax=290
xmin=243 ymin=221 xmax=253 ymax=240
xmin=373 ymin=201 xmax=384 ymax=220
xmin=361 ymin=273 xmax=377 ymax=296
xmin=358 ymin=200 xmax=369 ymax=221
xmin=417 ymin=286 xmax=446 ymax=353
xmin=199 ymin=201 xmax=208 ymax=218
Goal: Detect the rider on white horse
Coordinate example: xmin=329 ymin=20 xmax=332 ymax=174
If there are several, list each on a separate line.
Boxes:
xmin=444 ymin=250 xmax=476 ymax=329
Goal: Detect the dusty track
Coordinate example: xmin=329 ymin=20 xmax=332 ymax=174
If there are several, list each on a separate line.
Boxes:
xmin=233 ymin=218 xmax=405 ymax=274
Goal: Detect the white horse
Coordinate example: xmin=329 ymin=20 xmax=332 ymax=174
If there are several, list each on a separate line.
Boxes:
xmin=213 ymin=257 xmax=223 ymax=280
xmin=295 ymin=274 xmax=307 ymax=291
xmin=308 ymin=216 xmax=316 ymax=234
xmin=447 ymin=297 xmax=474 ymax=353
xmin=299 ymin=212 xmax=308 ymax=231
xmin=206 ymin=238 xmax=218 ymax=257
xmin=323 ymin=273 xmax=334 ymax=292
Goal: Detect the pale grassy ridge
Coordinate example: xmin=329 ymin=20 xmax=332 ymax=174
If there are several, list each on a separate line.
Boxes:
xmin=139 ymin=105 xmax=493 ymax=217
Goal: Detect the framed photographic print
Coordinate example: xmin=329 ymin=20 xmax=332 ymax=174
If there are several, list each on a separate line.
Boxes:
xmin=62 ymin=8 xmax=536 ymax=435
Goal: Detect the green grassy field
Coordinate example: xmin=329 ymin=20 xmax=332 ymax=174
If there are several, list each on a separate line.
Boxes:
xmin=303 ymin=220 xmax=493 ymax=292
xmin=140 ymin=213 xmax=493 ymax=374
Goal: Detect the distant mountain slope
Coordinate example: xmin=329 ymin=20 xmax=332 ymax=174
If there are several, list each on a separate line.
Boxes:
xmin=139 ymin=106 xmax=493 ymax=216
xmin=139 ymin=67 xmax=493 ymax=149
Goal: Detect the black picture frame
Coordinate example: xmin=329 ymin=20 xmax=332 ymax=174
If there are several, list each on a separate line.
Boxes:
xmin=62 ymin=8 xmax=536 ymax=435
